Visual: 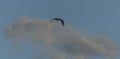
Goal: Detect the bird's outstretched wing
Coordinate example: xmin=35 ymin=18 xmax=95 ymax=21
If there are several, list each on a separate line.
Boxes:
xmin=59 ymin=19 xmax=64 ymax=26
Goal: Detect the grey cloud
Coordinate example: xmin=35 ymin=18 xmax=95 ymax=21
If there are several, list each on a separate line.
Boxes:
xmin=5 ymin=16 xmax=119 ymax=59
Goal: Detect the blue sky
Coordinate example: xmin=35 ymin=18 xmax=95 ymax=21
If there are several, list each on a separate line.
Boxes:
xmin=0 ymin=0 xmax=120 ymax=59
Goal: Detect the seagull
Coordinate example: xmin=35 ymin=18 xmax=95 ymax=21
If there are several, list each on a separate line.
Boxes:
xmin=49 ymin=18 xmax=64 ymax=26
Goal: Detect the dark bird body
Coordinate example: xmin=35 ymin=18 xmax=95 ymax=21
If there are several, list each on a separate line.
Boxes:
xmin=49 ymin=18 xmax=64 ymax=26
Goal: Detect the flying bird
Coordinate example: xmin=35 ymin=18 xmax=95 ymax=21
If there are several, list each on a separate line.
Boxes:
xmin=49 ymin=18 xmax=64 ymax=26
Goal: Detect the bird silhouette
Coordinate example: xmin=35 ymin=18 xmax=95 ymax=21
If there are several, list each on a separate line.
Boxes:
xmin=49 ymin=18 xmax=64 ymax=26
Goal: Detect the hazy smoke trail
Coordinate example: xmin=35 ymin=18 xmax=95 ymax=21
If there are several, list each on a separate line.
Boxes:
xmin=5 ymin=16 xmax=119 ymax=59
